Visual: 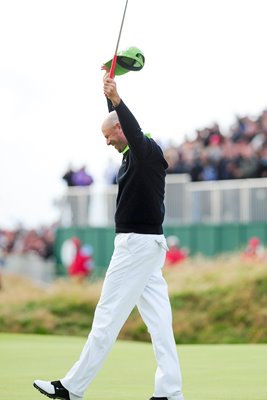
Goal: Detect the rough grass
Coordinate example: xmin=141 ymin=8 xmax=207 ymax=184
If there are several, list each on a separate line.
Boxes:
xmin=0 ymin=254 xmax=267 ymax=343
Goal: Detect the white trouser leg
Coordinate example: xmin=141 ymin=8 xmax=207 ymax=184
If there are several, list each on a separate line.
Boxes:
xmin=137 ymin=270 xmax=184 ymax=400
xmin=61 ymin=233 xmax=167 ymax=398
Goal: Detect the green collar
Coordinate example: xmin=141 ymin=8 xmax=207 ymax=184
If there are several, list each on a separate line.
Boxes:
xmin=122 ymin=145 xmax=129 ymax=154
xmin=122 ymin=133 xmax=151 ymax=154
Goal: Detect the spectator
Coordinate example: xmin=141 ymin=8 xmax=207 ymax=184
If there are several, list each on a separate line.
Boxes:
xmin=235 ymin=139 xmax=259 ymax=179
xmin=71 ymin=165 xmax=93 ymax=225
xmin=62 ymin=165 xmax=94 ymax=226
xmin=164 ymin=146 xmax=180 ymax=174
xmin=207 ymin=133 xmax=223 ymax=162
xmin=257 ymin=142 xmax=267 ymax=177
xmin=72 ymin=165 xmax=94 ymax=187
xmin=198 ymin=150 xmax=219 ymax=181
xmin=62 ymin=164 xmax=75 ymax=187
xmin=67 ymin=237 xmax=94 ymax=283
xmin=165 ymin=236 xmax=188 ymax=266
xmin=41 ymin=228 xmax=55 ymax=261
xmin=241 ymin=236 xmax=266 ymax=261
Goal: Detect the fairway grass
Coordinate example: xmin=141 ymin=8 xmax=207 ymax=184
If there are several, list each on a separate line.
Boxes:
xmin=0 ymin=333 xmax=267 ymax=400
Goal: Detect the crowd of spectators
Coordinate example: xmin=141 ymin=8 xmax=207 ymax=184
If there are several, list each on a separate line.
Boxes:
xmin=162 ymin=108 xmax=267 ymax=181
xmin=0 ymin=226 xmax=55 ymax=262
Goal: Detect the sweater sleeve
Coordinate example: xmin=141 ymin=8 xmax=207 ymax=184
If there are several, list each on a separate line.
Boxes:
xmin=115 ymin=100 xmax=152 ymax=159
xmin=107 ymin=98 xmax=114 ymax=113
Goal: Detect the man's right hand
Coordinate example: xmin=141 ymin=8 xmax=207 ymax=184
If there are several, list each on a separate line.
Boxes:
xmin=102 ymin=71 xmax=121 ymax=107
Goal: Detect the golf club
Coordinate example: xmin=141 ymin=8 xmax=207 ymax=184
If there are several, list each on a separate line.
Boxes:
xmin=109 ymin=0 xmax=129 ymax=78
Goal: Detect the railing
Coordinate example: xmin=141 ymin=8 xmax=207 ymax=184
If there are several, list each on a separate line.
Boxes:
xmin=187 ymin=178 xmax=267 ymax=224
xmin=58 ymin=175 xmax=267 ymax=226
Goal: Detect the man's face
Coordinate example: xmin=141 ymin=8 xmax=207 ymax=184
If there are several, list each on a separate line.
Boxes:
xmin=102 ymin=123 xmax=128 ymax=153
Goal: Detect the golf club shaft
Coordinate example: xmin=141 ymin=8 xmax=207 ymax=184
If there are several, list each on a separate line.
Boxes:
xmin=109 ymin=0 xmax=129 ymax=78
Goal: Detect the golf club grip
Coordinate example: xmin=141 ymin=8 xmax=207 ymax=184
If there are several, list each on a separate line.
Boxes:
xmin=109 ymin=55 xmax=117 ymax=79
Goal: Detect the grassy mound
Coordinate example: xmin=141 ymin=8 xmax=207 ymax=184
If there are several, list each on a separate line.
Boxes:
xmin=0 ymin=254 xmax=267 ymax=343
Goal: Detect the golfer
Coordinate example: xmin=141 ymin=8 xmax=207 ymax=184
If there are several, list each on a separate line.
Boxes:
xmin=33 ymin=74 xmax=184 ymax=400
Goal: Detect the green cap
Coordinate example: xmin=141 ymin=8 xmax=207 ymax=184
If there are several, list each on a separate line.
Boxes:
xmin=104 ymin=47 xmax=145 ymax=76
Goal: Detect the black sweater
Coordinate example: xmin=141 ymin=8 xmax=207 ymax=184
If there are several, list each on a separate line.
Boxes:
xmin=108 ymin=99 xmax=168 ymax=234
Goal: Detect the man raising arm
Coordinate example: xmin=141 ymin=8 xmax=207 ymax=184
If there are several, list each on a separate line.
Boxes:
xmin=33 ymin=74 xmax=184 ymax=400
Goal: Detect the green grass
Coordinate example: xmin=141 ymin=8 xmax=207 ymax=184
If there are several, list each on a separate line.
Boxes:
xmin=0 ymin=334 xmax=267 ymax=400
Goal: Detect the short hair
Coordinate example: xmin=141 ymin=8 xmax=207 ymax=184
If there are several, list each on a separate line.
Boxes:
xmin=102 ymin=111 xmax=119 ymax=131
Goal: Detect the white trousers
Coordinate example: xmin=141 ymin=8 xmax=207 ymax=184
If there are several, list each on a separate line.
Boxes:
xmin=61 ymin=233 xmax=183 ymax=400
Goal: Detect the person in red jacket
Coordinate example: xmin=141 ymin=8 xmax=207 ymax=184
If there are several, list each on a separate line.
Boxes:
xmin=241 ymin=236 xmax=266 ymax=261
xmin=66 ymin=237 xmax=94 ymax=283
xmin=165 ymin=236 xmax=188 ymax=266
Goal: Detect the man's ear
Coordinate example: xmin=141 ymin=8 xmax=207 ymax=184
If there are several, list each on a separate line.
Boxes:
xmin=116 ymin=122 xmax=124 ymax=135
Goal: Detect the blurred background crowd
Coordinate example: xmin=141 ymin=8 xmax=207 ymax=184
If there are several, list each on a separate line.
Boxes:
xmin=0 ymin=226 xmax=55 ymax=262
xmin=163 ymin=108 xmax=267 ymax=181
xmin=61 ymin=108 xmax=267 ymax=188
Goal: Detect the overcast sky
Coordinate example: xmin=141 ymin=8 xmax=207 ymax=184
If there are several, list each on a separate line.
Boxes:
xmin=1 ymin=0 xmax=267 ymax=228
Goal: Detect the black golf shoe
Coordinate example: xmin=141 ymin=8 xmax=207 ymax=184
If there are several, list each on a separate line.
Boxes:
xmin=149 ymin=398 xmax=168 ymax=400
xmin=33 ymin=380 xmax=70 ymax=400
